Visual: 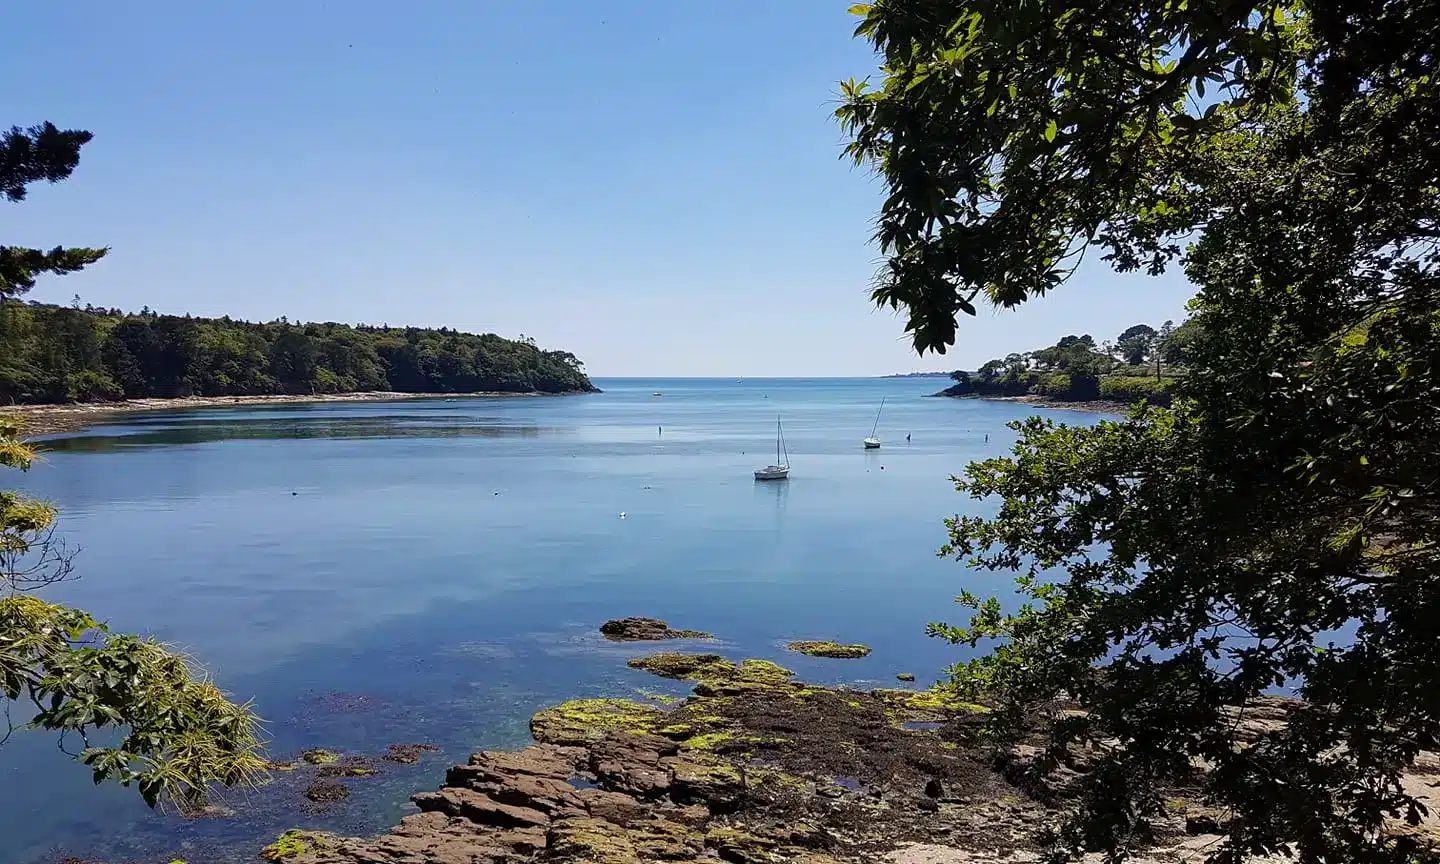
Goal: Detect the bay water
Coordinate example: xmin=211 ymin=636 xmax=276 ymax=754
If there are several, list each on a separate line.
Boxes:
xmin=2 ymin=377 xmax=1107 ymax=863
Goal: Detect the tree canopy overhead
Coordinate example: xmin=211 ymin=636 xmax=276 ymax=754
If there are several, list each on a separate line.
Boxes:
xmin=837 ymin=0 xmax=1439 ymax=354
xmin=841 ymin=0 xmax=1439 ymax=861
xmin=0 ymin=123 xmax=107 ymax=298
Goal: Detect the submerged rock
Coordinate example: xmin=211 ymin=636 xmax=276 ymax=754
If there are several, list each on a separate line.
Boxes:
xmin=305 ymin=779 xmax=351 ymax=803
xmin=786 ymin=640 xmax=872 ymax=659
xmin=599 ymin=617 xmax=711 ymax=641
xmin=383 ymin=743 xmax=441 ymax=764
xmin=314 ymin=754 xmax=380 ymax=778
xmin=897 ymin=673 xmax=917 ymax=682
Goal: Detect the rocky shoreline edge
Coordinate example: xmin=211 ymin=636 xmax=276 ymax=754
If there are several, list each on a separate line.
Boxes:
xmin=1 ymin=390 xmax=598 ymax=436
xmin=234 ymin=618 xmax=1417 ymax=864
xmin=932 ymin=391 xmax=1133 ymax=416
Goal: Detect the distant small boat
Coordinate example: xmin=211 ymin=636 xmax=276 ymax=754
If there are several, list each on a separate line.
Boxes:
xmin=653 ymin=391 xmax=663 ymax=397
xmin=755 ymin=417 xmax=790 ymax=481
xmin=863 ymin=397 xmax=885 ymax=449
xmin=444 ymin=398 xmax=457 ymax=403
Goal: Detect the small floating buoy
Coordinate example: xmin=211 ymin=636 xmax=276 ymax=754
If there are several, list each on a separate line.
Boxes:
xmin=291 ymin=491 xmax=298 ymax=496
xmin=493 ymin=490 xmax=500 ymax=495
xmin=619 ymin=512 xmax=627 ymax=519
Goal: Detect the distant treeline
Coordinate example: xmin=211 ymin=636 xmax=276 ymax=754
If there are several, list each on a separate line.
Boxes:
xmin=0 ymin=300 xmax=597 ymax=404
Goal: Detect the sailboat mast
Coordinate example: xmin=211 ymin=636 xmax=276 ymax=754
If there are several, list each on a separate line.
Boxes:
xmin=776 ymin=417 xmax=781 ymax=465
xmin=871 ymin=396 xmax=886 ymax=437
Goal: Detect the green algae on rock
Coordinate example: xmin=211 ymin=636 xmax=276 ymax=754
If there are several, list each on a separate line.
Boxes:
xmin=547 ymin=816 xmax=640 ymax=864
xmin=872 ymin=686 xmax=991 ymax=725
xmin=897 ymin=672 xmax=917 ymax=682
xmin=736 ymin=659 xmax=794 ymax=685
xmin=626 ymin=652 xmax=737 ymax=680
xmin=259 ymin=829 xmax=334 ymax=861
xmin=785 ymin=640 xmax=872 ymax=659
xmin=300 ymin=748 xmax=339 ymax=765
xmin=530 ymin=698 xmax=665 ymax=745
xmin=250 ymin=661 xmax=1329 ymax=864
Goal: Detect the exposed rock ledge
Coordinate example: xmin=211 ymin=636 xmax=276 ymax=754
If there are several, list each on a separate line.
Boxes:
xmin=257 ymin=653 xmax=1427 ymax=864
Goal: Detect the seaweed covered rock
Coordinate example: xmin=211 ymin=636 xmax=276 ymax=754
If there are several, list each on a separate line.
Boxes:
xmin=665 ymin=754 xmax=746 ymax=809
xmin=530 ymin=699 xmax=666 ymax=746
xmin=785 ymin=640 xmax=872 ymax=659
xmin=254 ymin=660 xmax=1383 ymax=864
xmin=383 ymin=743 xmax=440 ymax=764
xmin=626 ymin=652 xmax=736 ymax=680
xmin=599 ymin=618 xmax=711 ymax=641
xmin=267 ymin=660 xmax=1100 ymax=864
xmin=872 ymin=687 xmax=991 ymax=724
xmin=260 ymin=829 xmax=336 ymax=861
xmin=548 ymin=816 xmax=640 ymax=864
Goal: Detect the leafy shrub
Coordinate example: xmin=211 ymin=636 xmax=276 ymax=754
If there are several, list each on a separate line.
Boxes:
xmin=65 ymin=370 xmax=122 ymax=402
xmin=0 ymin=365 xmax=54 ymax=403
xmin=1099 ymin=376 xmax=1171 ymax=406
xmin=1030 ymin=373 xmax=1072 ymax=397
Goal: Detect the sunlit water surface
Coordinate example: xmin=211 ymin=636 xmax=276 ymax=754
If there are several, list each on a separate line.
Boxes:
xmin=2 ymin=377 xmax=1106 ymax=863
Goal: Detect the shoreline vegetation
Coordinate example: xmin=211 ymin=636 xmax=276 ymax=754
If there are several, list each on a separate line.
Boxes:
xmin=0 ymin=389 xmax=594 ymax=436
xmin=0 ymin=300 xmax=599 ymax=412
xmin=938 ymin=392 xmax=1137 ymax=415
xmin=925 ymin=323 xmax=1196 ymax=416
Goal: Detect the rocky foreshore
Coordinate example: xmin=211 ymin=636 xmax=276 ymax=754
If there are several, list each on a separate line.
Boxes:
xmin=931 ymin=390 xmax=1133 ymax=416
xmin=65 ymin=619 xmax=1438 ymax=864
xmin=251 ymin=629 xmax=1414 ymax=864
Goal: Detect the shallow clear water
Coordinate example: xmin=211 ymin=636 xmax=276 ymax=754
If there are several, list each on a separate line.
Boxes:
xmin=2 ymin=377 xmax=1106 ymax=863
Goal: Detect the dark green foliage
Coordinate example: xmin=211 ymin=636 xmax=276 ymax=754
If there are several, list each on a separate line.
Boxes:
xmin=1116 ymin=324 xmax=1156 ymax=345
xmin=1 ymin=123 xmax=107 ymax=297
xmin=0 ymin=302 xmax=596 ymax=404
xmin=842 ymin=0 xmax=1439 ymax=861
xmin=1159 ymin=318 xmax=1202 ymax=366
xmin=1028 ymin=373 xmax=1072 ymax=398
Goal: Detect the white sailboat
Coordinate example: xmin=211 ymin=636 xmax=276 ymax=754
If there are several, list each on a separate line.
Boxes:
xmin=863 ymin=396 xmax=885 ymax=449
xmin=754 ymin=417 xmax=790 ymax=481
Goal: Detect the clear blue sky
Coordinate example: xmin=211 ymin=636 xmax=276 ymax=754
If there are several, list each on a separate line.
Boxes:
xmin=4 ymin=1 xmax=1196 ymax=376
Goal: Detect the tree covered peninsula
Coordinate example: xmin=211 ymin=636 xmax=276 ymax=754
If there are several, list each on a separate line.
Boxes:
xmin=0 ymin=301 xmax=597 ymax=404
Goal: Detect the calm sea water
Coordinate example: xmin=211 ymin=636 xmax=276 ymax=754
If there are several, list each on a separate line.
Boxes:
xmin=2 ymin=377 xmax=1106 ymax=864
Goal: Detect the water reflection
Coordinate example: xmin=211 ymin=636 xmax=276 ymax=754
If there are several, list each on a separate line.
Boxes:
xmin=38 ymin=416 xmax=554 ymax=452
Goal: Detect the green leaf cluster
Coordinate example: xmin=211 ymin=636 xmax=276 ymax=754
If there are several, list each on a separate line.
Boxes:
xmin=2 ymin=421 xmax=266 ymax=811
xmin=0 ymin=123 xmax=106 ymax=296
xmin=843 ymin=0 xmax=1440 ymax=860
